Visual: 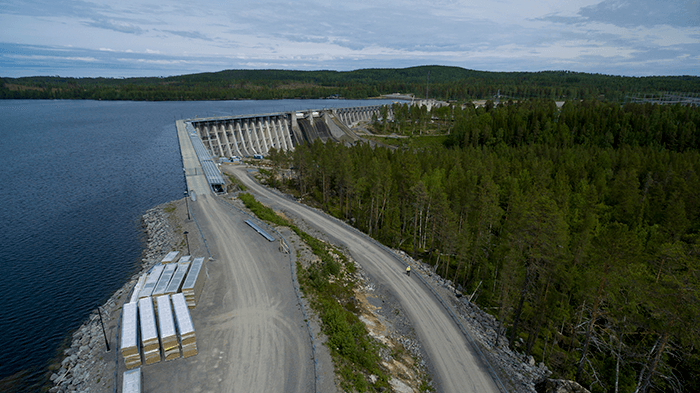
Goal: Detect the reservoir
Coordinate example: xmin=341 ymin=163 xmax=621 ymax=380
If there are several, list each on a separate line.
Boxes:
xmin=0 ymin=98 xmax=393 ymax=391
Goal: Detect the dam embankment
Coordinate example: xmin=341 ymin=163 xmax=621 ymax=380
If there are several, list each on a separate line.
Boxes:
xmin=37 ymin=100 xmax=401 ymax=393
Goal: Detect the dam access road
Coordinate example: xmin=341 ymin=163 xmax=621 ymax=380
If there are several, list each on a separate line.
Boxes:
xmin=170 ymin=120 xmax=501 ymax=393
xmin=134 ymin=121 xmax=316 ymax=392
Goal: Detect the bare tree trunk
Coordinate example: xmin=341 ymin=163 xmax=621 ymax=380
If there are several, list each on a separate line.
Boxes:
xmin=577 ymin=275 xmax=607 ymax=383
xmin=615 ymin=332 xmax=622 ymax=393
xmin=635 ymin=332 xmax=669 ymax=393
xmin=412 ymin=203 xmax=419 ymax=259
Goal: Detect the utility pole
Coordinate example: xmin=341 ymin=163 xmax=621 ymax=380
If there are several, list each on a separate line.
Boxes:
xmin=97 ymin=307 xmax=110 ymax=351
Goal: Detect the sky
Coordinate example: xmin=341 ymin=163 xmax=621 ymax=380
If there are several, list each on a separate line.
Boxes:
xmin=1 ymin=0 xmax=698 ymax=78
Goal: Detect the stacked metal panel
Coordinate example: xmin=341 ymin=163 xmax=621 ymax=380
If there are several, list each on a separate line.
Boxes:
xmin=129 ymin=274 xmax=147 ymax=304
xmin=138 ymin=265 xmax=165 ymax=299
xmin=120 ymin=302 xmax=141 ymax=369
xmin=122 ymin=368 xmax=141 ymax=393
xmin=172 ymin=293 xmax=197 ymax=358
xmin=151 ymin=263 xmax=177 ymax=311
xmin=160 ymin=251 xmax=180 ymax=264
xmin=165 ymin=258 xmax=191 ymax=296
xmin=181 ymin=257 xmax=206 ymax=308
xmin=156 ymin=295 xmax=180 ymax=361
xmin=179 ymin=255 xmax=192 ymax=265
xmin=138 ymin=297 xmax=161 ymax=365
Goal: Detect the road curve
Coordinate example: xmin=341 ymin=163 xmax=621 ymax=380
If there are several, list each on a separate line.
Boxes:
xmin=228 ymin=165 xmax=500 ymax=393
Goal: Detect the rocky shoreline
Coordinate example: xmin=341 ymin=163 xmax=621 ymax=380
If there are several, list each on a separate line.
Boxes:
xmin=48 ymin=202 xmax=182 ymax=393
xmin=46 ymin=194 xmax=581 ymax=393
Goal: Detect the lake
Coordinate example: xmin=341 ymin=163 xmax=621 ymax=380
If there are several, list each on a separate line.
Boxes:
xmin=0 ymin=98 xmax=393 ymax=391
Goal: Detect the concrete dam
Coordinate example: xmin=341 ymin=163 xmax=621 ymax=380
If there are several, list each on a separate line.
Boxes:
xmin=186 ymin=105 xmax=391 ymax=159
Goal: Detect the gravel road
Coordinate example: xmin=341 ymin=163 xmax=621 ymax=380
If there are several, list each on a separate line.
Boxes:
xmin=228 ymin=165 xmax=501 ymax=393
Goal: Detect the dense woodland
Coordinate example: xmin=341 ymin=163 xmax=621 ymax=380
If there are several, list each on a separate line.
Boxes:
xmin=3 ymin=66 xmax=700 ymax=102
xmin=265 ymin=99 xmax=700 ymax=393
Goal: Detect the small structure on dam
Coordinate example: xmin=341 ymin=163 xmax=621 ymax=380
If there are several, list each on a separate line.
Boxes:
xmin=186 ymin=122 xmax=226 ymax=193
xmin=186 ymin=105 xmax=392 ymax=160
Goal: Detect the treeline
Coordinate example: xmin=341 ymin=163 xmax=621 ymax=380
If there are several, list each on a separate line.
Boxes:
xmin=3 ymin=66 xmax=700 ymax=101
xmin=267 ymin=99 xmax=700 ymax=392
xmin=442 ymin=100 xmax=700 ymax=152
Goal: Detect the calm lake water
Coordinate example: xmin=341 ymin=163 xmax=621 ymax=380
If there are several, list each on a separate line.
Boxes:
xmin=0 ymin=98 xmax=393 ymax=391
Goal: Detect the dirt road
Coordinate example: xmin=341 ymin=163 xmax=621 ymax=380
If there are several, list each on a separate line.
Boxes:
xmin=227 ymin=166 xmax=500 ymax=393
xmin=138 ymin=123 xmax=316 ymax=392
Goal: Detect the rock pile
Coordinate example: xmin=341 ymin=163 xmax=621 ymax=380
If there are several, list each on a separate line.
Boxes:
xmin=48 ymin=203 xmax=181 ymax=393
xmin=140 ymin=206 xmax=178 ymax=269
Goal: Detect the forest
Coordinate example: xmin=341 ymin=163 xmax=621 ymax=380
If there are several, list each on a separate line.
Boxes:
xmin=264 ymin=99 xmax=700 ymax=393
xmin=3 ymin=66 xmax=700 ymax=102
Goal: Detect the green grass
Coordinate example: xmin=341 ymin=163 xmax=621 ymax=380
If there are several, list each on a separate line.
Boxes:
xmin=225 ymin=173 xmax=247 ymax=191
xmin=238 ymin=193 xmax=288 ymax=226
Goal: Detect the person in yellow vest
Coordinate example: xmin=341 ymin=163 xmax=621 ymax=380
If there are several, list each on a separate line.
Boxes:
xmin=406 ymin=265 xmax=411 ymax=277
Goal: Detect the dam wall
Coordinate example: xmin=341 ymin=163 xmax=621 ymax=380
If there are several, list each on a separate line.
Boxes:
xmin=188 ymin=105 xmax=394 ymax=159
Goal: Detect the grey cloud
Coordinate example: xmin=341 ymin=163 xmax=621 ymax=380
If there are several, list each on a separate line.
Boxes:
xmin=2 ymin=0 xmax=113 ymax=19
xmin=83 ymin=19 xmax=147 ymax=34
xmin=542 ymin=0 xmax=699 ymax=28
xmin=161 ymin=30 xmax=213 ymax=41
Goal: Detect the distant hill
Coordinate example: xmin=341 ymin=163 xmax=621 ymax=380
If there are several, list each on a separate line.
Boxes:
xmin=2 ymin=66 xmax=699 ymax=102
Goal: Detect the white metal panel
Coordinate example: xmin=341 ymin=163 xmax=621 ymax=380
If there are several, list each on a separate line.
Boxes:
xmin=182 ymin=257 xmax=204 ymax=291
xmin=151 ymin=263 xmax=177 ymax=297
xmin=156 ymin=295 xmax=176 ymax=338
xmin=161 ymin=251 xmax=180 ymax=264
xmin=138 ymin=297 xmax=158 ymax=343
xmin=138 ymin=265 xmax=164 ymax=298
xmin=120 ymin=302 xmax=138 ymax=351
xmin=122 ymin=368 xmax=141 ymax=393
xmin=129 ymin=274 xmax=147 ymax=304
xmin=165 ymin=261 xmax=190 ymax=294
xmin=172 ymin=293 xmax=194 ymax=335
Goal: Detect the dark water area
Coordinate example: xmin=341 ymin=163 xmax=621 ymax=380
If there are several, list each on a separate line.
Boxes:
xmin=0 ymin=98 xmax=393 ymax=391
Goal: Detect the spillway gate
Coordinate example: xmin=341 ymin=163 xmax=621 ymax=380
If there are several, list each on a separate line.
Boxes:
xmin=186 ymin=105 xmax=392 ymax=159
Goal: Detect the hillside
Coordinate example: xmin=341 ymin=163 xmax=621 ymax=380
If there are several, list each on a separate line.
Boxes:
xmin=3 ymin=66 xmax=700 ymax=102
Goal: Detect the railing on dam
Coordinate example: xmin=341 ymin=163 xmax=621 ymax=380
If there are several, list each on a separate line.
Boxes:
xmin=187 ymin=105 xmax=394 ymax=159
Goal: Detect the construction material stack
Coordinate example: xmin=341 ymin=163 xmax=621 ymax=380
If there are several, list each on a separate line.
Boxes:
xmin=160 ymin=251 xmax=180 ymax=264
xmin=129 ymin=275 xmax=147 ymax=304
xmin=138 ymin=265 xmax=165 ymax=299
xmin=138 ymin=297 xmax=161 ymax=365
xmin=156 ymin=295 xmax=180 ymax=360
xmin=151 ymin=263 xmax=177 ymax=311
xmin=165 ymin=258 xmax=191 ymax=296
xmin=120 ymin=302 xmax=141 ymax=369
xmin=181 ymin=257 xmax=206 ymax=308
xmin=172 ymin=293 xmax=197 ymax=358
xmin=122 ymin=368 xmax=141 ymax=393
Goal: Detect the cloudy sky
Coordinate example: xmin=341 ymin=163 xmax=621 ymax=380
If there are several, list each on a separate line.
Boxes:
xmin=1 ymin=0 xmax=698 ymax=78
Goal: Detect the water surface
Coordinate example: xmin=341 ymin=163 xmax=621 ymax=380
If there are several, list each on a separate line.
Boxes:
xmin=0 ymin=98 xmax=393 ymax=390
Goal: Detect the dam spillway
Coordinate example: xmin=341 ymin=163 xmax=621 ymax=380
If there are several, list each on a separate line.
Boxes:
xmin=186 ymin=105 xmax=391 ymax=159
